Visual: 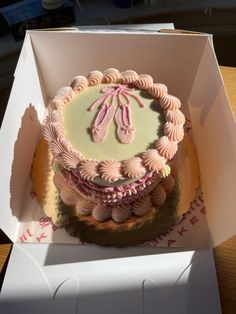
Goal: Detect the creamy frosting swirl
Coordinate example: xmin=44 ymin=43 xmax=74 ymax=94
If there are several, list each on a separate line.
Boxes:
xmin=143 ymin=149 xmax=166 ymax=172
xmin=147 ymin=83 xmax=168 ymax=99
xmin=122 ymin=157 xmax=146 ymax=178
xmin=164 ymin=122 xmax=184 ymax=142
xmin=111 ymin=205 xmax=132 ymax=223
xmin=160 ymin=94 xmax=181 ymax=111
xmin=79 ymin=160 xmax=99 ymax=181
xmin=54 ymin=87 xmax=75 ymax=104
xmin=92 ymin=204 xmax=111 ymax=221
xmin=99 ymin=160 xmax=123 ymax=182
xmin=61 ymin=149 xmax=83 ymax=169
xmin=43 ymin=122 xmax=61 ymax=142
xmin=166 ymin=109 xmax=185 ymax=125
xmin=75 ymin=199 xmax=94 ymax=215
xmin=70 ymin=75 xmax=88 ymax=93
xmin=60 ymin=187 xmax=78 ymax=206
xmin=119 ymin=70 xmax=138 ymax=84
xmin=151 ymin=184 xmax=166 ymax=206
xmin=160 ymin=164 xmax=171 ymax=178
xmin=132 ymin=194 xmax=152 ymax=216
xmin=50 ymin=137 xmax=69 ymax=156
xmin=156 ymin=136 xmax=178 ymax=160
xmin=134 ymin=74 xmax=153 ymax=89
xmin=87 ymin=71 xmax=103 ymax=86
xmin=102 ymin=68 xmax=120 ymax=83
xmin=161 ymin=174 xmax=175 ymax=193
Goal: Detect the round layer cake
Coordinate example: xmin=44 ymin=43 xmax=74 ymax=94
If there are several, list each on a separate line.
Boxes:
xmin=43 ymin=68 xmax=186 ymax=244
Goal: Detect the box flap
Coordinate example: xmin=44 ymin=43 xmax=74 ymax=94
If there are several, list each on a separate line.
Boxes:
xmin=189 ymin=38 xmax=236 ymax=246
xmin=28 ymin=30 xmax=208 ymax=101
xmin=0 ymin=34 xmax=45 ymax=241
xmin=0 ymin=244 xmax=221 ymax=314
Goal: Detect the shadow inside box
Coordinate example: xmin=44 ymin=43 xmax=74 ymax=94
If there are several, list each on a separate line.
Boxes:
xmin=44 ymin=242 xmax=189 ymax=266
xmin=10 ymin=104 xmax=41 ymax=223
xmin=0 ymin=249 xmax=220 ymax=314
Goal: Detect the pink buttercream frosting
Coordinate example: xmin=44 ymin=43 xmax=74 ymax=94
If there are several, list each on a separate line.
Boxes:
xmin=60 ymin=187 xmax=78 ymax=206
xmin=75 ymin=199 xmax=94 ymax=216
xmin=164 ymin=122 xmax=184 ymax=142
xmin=119 ymin=70 xmax=138 ymax=84
xmin=147 ymin=83 xmax=168 ymax=99
xmin=79 ymin=160 xmax=99 ymax=181
xmin=102 ymin=68 xmax=120 ymax=83
xmin=50 ymin=137 xmax=69 ymax=156
xmin=87 ymin=71 xmax=103 ymax=86
xmin=143 ymin=149 xmax=166 ymax=172
xmin=92 ymin=205 xmax=111 ymax=221
xmin=61 ymin=149 xmax=84 ymax=169
xmin=70 ymin=75 xmax=88 ymax=93
xmin=151 ymin=184 xmax=167 ymax=206
xmin=99 ymin=160 xmax=123 ymax=182
xmin=111 ymin=205 xmax=132 ymax=223
xmin=156 ymin=136 xmax=178 ymax=160
xmin=122 ymin=157 xmax=146 ymax=178
xmin=54 ymin=86 xmax=75 ymax=104
xmin=166 ymin=109 xmax=185 ymax=125
xmin=132 ymin=194 xmax=152 ymax=217
xmin=134 ymin=74 xmax=153 ymax=90
xmin=161 ymin=174 xmax=175 ymax=193
xmin=160 ymin=94 xmax=181 ymax=111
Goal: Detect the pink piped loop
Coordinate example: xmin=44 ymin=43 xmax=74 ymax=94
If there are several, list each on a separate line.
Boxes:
xmin=102 ymin=68 xmax=121 ymax=83
xmin=164 ymin=122 xmax=184 ymax=142
xmin=161 ymin=174 xmax=175 ymax=193
xmin=119 ymin=70 xmax=138 ymax=84
xmin=151 ymin=184 xmax=167 ymax=206
xmin=166 ymin=109 xmax=185 ymax=125
xmin=70 ymin=76 xmax=88 ymax=93
xmin=147 ymin=83 xmax=168 ymax=99
xmin=160 ymin=94 xmax=181 ymax=111
xmin=99 ymin=160 xmax=123 ymax=182
xmin=133 ymin=74 xmax=153 ymax=90
xmin=132 ymin=194 xmax=152 ymax=217
xmin=87 ymin=71 xmax=103 ymax=86
xmin=143 ymin=149 xmax=166 ymax=172
xmin=156 ymin=136 xmax=178 ymax=160
xmin=79 ymin=160 xmax=99 ymax=181
xmin=111 ymin=205 xmax=132 ymax=223
xmin=61 ymin=150 xmax=83 ymax=169
xmin=122 ymin=157 xmax=146 ymax=178
xmin=92 ymin=205 xmax=111 ymax=221
xmin=54 ymin=86 xmax=75 ymax=104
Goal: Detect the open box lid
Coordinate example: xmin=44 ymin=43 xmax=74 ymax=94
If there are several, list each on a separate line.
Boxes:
xmin=0 ymin=23 xmax=228 ymax=314
xmin=0 ymin=243 xmax=221 ymax=314
xmin=0 ymin=25 xmax=235 ymax=247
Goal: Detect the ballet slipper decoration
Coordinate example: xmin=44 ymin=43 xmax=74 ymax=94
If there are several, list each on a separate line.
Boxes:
xmin=115 ymin=104 xmax=135 ymax=144
xmin=88 ymin=84 xmax=145 ymax=143
xmin=90 ymin=102 xmax=116 ymax=142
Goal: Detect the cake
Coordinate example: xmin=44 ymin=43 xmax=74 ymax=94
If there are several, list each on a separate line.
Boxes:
xmin=42 ymin=68 xmax=186 ymax=245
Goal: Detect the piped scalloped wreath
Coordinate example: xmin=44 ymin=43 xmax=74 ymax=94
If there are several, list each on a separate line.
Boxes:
xmin=54 ymin=171 xmax=177 ymax=224
xmin=43 ymin=68 xmax=185 ymax=184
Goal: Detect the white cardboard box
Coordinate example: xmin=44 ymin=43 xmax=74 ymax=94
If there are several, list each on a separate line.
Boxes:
xmin=0 ymin=24 xmax=235 ymax=313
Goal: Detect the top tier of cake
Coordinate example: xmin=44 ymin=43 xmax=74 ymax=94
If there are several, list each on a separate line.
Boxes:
xmin=43 ymin=68 xmax=185 ymax=186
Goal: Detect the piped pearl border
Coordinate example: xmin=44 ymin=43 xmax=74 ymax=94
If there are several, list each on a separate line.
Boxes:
xmin=44 ymin=68 xmax=185 ymax=183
